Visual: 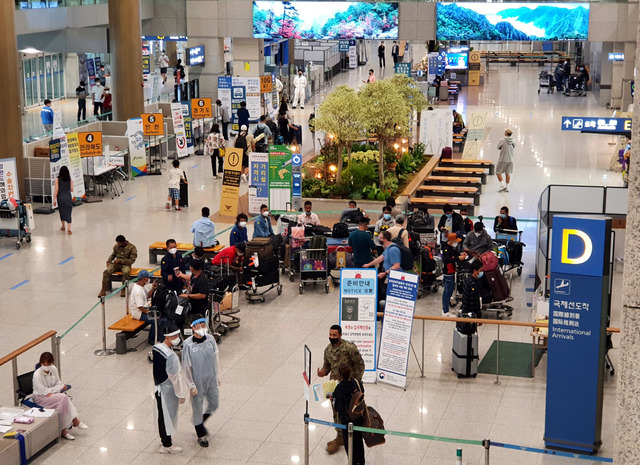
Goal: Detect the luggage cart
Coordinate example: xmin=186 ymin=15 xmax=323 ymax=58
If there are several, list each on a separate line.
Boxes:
xmin=299 ymin=244 xmax=329 ymax=294
xmin=0 ymin=201 xmax=32 ymax=249
xmin=244 ymin=255 xmax=283 ymax=303
xmin=538 ymin=71 xmax=555 ymax=94
xmin=495 ymin=229 xmax=526 ymax=276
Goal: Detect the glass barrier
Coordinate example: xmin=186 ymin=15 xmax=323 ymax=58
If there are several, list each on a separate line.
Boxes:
xmin=23 ymin=111 xmax=112 ymax=142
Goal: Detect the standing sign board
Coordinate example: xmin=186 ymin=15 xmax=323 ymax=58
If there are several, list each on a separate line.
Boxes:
xmin=544 ymin=215 xmax=611 ymax=454
xmin=231 ymin=85 xmax=246 ymax=132
xmin=291 ymin=153 xmax=302 ymax=211
xmin=171 ymin=103 xmax=189 ymax=159
xmin=348 ymin=44 xmax=357 ymax=68
xmin=420 ymin=109 xmax=453 ymax=156
xmin=249 ymin=152 xmax=269 ymax=215
xmin=66 ymin=134 xmax=86 ymax=199
xmin=180 ymin=102 xmax=194 ymax=154
xmin=376 ymin=270 xmax=419 ymax=388
xmin=339 ymin=268 xmax=378 ymax=383
xmin=219 ymin=148 xmax=243 ymax=217
xmin=127 ymin=118 xmax=147 ymax=177
xmin=191 ymin=98 xmax=212 ymax=119
xmin=268 ymin=145 xmax=292 ymax=211
xmin=394 ymin=62 xmax=411 ymax=77
xmin=218 ymin=76 xmax=261 ymax=131
xmin=142 ymin=113 xmax=164 ymax=136
xmin=78 ymin=132 xmax=102 ymax=158
xmin=49 ymin=139 xmax=64 ymax=208
xmin=0 ymin=158 xmax=19 ymax=201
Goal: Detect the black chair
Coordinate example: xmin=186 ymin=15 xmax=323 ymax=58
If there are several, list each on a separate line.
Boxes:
xmin=16 ymin=370 xmax=42 ymax=408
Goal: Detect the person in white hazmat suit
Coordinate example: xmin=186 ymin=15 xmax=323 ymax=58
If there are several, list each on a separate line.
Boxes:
xmin=152 ymin=323 xmax=187 ymax=454
xmin=291 ymin=70 xmax=307 ymax=109
xmin=182 ymin=314 xmax=220 ymax=447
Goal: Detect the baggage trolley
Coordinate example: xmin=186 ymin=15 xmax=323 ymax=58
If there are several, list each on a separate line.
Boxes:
xmin=538 ymin=71 xmax=555 ymax=94
xmin=299 ymin=244 xmax=329 ymax=294
xmin=244 ymin=254 xmax=283 ymax=303
xmin=0 ymin=201 xmax=32 ymax=249
xmin=494 ymin=229 xmax=526 ymax=276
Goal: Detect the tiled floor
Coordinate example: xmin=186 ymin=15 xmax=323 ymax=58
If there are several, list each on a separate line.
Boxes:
xmin=1 ymin=63 xmax=623 ymax=465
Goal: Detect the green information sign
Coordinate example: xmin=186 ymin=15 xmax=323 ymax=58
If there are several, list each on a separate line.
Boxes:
xmin=268 ymin=144 xmax=292 ymax=210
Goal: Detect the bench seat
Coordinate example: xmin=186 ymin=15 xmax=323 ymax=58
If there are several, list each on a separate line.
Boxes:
xmin=108 ymin=314 xmax=147 ymax=332
xmin=148 ymin=242 xmax=224 ymax=264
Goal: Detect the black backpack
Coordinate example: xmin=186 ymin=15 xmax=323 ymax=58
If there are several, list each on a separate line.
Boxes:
xmin=332 ymin=222 xmax=350 ymax=239
xmin=391 ymin=230 xmax=415 ymax=272
xmin=234 ymin=133 xmax=248 ymax=152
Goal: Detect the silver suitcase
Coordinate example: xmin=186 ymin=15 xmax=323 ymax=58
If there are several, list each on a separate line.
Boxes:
xmin=452 ymin=328 xmax=478 ymax=378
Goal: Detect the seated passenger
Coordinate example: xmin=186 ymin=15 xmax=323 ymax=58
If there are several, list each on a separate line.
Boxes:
xmin=348 ymin=218 xmax=376 ymax=267
xmin=99 ymin=235 xmax=137 ymax=298
xmin=191 ymin=207 xmax=216 ymax=248
xmin=253 ymin=204 xmax=274 ymax=238
xmin=452 ymin=110 xmax=465 ymax=134
xmin=374 ymin=206 xmax=395 ymax=244
xmin=298 ymin=200 xmax=321 ymax=226
xmin=463 ymin=222 xmax=494 ymax=256
xmin=32 ymin=352 xmax=88 ymax=440
xmin=161 ymin=239 xmax=187 ymax=293
xmin=129 ymin=269 xmax=160 ymax=345
xmin=493 ymin=206 xmax=518 ymax=233
xmin=340 ymin=200 xmax=367 ymax=224
xmin=230 ymin=213 xmax=249 ymax=246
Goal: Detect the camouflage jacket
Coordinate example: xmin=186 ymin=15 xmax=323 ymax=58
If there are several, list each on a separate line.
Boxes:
xmin=107 ymin=242 xmax=138 ymax=266
xmin=322 ymin=339 xmax=365 ymax=381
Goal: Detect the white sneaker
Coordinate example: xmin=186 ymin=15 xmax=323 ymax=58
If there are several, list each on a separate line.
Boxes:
xmin=159 ymin=445 xmax=183 ymax=454
xmin=498 ymin=186 xmax=507 ymax=192
xmin=62 ymin=433 xmax=75 ymax=440
xmin=77 ymin=422 xmax=89 ymax=430
xmin=504 ymin=187 xmax=509 ymax=192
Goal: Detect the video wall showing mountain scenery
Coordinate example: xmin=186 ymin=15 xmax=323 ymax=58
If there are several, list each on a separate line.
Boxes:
xmin=437 ymin=3 xmax=589 ymax=41
xmin=253 ymin=1 xmax=399 ymax=39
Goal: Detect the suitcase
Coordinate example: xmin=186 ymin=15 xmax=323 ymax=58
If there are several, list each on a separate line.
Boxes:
xmin=441 ymin=147 xmax=452 ymax=159
xmin=506 ymin=241 xmax=524 ymax=265
xmin=245 ymin=237 xmax=274 ymax=258
xmin=485 ymin=269 xmax=510 ymax=302
xmin=452 ymin=327 xmax=478 ymax=378
xmin=179 ymin=178 xmax=188 ymax=207
xmin=253 ymin=269 xmax=280 ymax=287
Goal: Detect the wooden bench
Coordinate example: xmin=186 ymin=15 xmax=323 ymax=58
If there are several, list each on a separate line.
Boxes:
xmin=108 ymin=267 xmax=161 ymax=291
xmin=149 ymin=242 xmax=224 ymax=264
xmin=424 ymin=175 xmax=483 ymax=193
xmin=410 ymin=196 xmax=475 ymax=216
xmin=417 ymin=185 xmax=480 ymax=206
xmin=441 ymin=158 xmax=495 ymax=175
xmin=109 ymin=314 xmax=147 ymax=333
xmin=432 ymin=167 xmax=487 ymax=184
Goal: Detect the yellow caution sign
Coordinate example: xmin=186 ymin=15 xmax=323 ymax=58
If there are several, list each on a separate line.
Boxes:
xmin=219 ymin=148 xmax=243 ymax=217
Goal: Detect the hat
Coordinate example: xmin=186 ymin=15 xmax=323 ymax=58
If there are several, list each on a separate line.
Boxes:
xmin=138 ymin=270 xmax=153 ymax=279
xmin=505 ymin=128 xmax=513 ymax=136
xmin=395 ymin=214 xmax=405 ymax=222
xmin=447 ymin=233 xmax=461 ymax=243
xmin=240 ymin=125 xmax=248 ymax=131
xmin=473 ymin=222 xmax=484 ymax=232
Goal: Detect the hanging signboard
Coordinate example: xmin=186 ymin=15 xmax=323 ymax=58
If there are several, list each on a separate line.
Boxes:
xmin=268 ymin=145 xmax=292 ymax=211
xmin=171 ymin=102 xmax=189 ymax=159
xmin=191 ymin=98 xmax=212 ymax=119
xmin=249 ymin=152 xmax=269 ymax=215
xmin=0 ymin=158 xmax=19 ymax=202
xmin=260 ymin=75 xmax=272 ymax=93
xmin=127 ymin=118 xmax=147 ymax=177
xmin=376 ymin=270 xmax=419 ymax=389
xmin=142 ymin=113 xmax=164 ymax=136
xmin=339 ymin=268 xmax=378 ymax=383
xmin=219 ymin=148 xmax=243 ymax=217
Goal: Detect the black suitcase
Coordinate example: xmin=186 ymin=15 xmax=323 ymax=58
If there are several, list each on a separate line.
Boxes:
xmin=506 ymin=241 xmax=524 ymax=265
xmin=254 ymin=269 xmax=280 ymax=287
xmin=179 ymin=174 xmax=189 ymax=207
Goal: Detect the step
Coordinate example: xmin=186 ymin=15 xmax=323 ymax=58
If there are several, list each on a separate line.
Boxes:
xmin=441 ymin=158 xmax=495 ymax=174
xmin=417 ymin=185 xmax=480 ymax=205
xmin=432 ymin=167 xmax=487 ymax=184
xmin=424 ymin=176 xmax=483 ymax=193
xmin=410 ymin=197 xmax=475 ymax=216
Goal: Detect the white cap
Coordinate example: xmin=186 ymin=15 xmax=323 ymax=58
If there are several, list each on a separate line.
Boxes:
xmin=240 ymin=125 xmax=247 ymax=131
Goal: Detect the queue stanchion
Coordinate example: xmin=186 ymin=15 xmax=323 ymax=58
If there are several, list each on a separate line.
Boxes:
xmin=347 ymin=423 xmax=354 ymax=465
xmin=304 ymin=414 xmax=310 ymax=465
xmin=494 ymin=325 xmax=501 ymax=385
xmin=125 ymin=279 xmax=130 ymax=315
xmin=54 ymin=335 xmax=62 ymax=377
xmin=94 ymin=296 xmax=116 ymax=356
xmin=483 ymin=439 xmax=491 ymax=465
xmin=421 ymin=319 xmax=425 ymax=378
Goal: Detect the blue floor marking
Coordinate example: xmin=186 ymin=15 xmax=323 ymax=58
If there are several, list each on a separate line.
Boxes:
xmin=190 ymin=164 xmax=199 ymax=169
xmin=58 ymin=257 xmax=75 ymax=265
xmin=0 ymin=253 xmax=12 ymax=261
xmin=526 ymin=288 xmax=535 ymax=292
xmin=126 ymin=196 xmax=136 ymax=201
xmin=10 ymin=280 xmax=29 ymax=290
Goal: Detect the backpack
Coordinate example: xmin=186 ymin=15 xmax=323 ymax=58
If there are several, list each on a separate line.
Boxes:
xmin=408 ymin=210 xmax=434 ymax=232
xmin=389 ymin=241 xmax=415 ymax=273
xmin=332 ymin=222 xmax=350 ymax=239
xmin=234 ymin=133 xmax=248 ymax=152
xmin=347 ymin=379 xmax=366 ymax=421
xmin=253 ymin=125 xmax=268 ymax=152
xmin=308 ymin=235 xmax=327 ymax=259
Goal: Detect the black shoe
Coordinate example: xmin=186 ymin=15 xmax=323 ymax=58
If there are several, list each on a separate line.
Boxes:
xmin=198 ymin=437 xmax=209 ymax=447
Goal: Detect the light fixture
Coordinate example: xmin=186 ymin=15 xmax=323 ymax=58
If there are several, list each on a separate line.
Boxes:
xmin=394 ymin=144 xmax=399 ymax=150
xmin=329 ymin=165 xmax=337 ymax=172
xmin=99 ymin=447 xmax=108 ymax=452
xmin=20 ymin=47 xmax=42 ymax=54
xmin=291 ymin=456 xmax=301 ymax=463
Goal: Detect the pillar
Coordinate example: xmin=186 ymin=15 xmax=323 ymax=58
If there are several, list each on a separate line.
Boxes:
xmin=0 ymin=3 xmax=25 ymax=194
xmin=614 ymin=10 xmax=640 ymax=464
xmin=108 ymin=0 xmax=144 ymax=120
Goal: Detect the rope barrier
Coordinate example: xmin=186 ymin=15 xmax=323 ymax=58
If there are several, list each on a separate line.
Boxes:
xmin=491 ymin=441 xmax=613 ymax=462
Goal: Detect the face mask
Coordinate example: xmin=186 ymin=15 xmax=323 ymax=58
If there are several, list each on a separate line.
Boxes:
xmin=168 ymin=248 xmax=177 ymax=255
xmin=383 ymin=214 xmax=391 ymax=220
xmin=477 ymin=271 xmax=484 ymax=278
xmin=446 ymin=214 xmax=452 ymax=218
xmin=499 ymin=213 xmax=507 ymax=219
xmin=195 ymin=328 xmax=207 ymax=337
xmin=239 ymin=221 xmax=247 ymax=228
xmin=262 ymin=211 xmax=269 ymax=217
xmin=329 ymin=337 xmax=340 ymax=345
xmin=461 ymin=215 xmax=467 ymax=220
xmin=306 ymin=212 xmax=311 ymax=216
xmin=42 ymin=368 xmax=50 ymax=374
xmin=171 ymin=337 xmax=181 ymax=346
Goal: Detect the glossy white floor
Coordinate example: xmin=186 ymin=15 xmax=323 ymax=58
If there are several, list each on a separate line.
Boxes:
xmin=2 ymin=63 xmax=623 ymax=465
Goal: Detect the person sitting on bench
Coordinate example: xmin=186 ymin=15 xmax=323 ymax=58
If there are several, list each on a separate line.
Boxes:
xmin=161 ymin=239 xmax=187 ymax=293
xmin=129 ymin=270 xmax=159 ymax=345
xmin=192 ymin=207 xmax=216 ymax=248
xmin=99 ymin=234 xmax=138 ymax=298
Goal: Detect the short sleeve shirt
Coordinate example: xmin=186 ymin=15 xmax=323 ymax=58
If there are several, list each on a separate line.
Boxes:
xmin=129 ymin=284 xmax=148 ymax=320
xmin=189 ymin=273 xmax=209 ymax=314
xmin=382 ymin=245 xmax=402 ymax=272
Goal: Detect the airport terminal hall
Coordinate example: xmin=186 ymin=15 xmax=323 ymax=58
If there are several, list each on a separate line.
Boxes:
xmin=3 ymin=0 xmax=640 ymax=464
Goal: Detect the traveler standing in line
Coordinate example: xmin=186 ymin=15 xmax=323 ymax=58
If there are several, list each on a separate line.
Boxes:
xmin=391 ymin=41 xmax=400 ymax=65
xmin=442 ymin=233 xmax=467 ymax=316
xmin=152 ymin=323 xmax=187 ymax=454
xmin=91 ymin=79 xmax=104 ymax=117
xmin=291 ymin=69 xmax=307 ymax=109
xmin=461 ymin=261 xmax=484 ymax=319
xmin=253 ymin=204 xmax=274 ymax=238
xmin=102 ymin=86 xmax=113 ymax=121
xmin=333 ymin=364 xmax=366 ymax=465
xmin=205 ymin=123 xmax=225 ymax=179
xmin=348 ymin=217 xmax=376 ymax=267
xmin=253 ymin=115 xmax=272 ymax=153
xmin=182 ymin=314 xmax=220 ymax=448
xmin=75 ymin=80 xmax=87 ymax=122
xmin=159 ymin=50 xmax=170 ymax=84
xmin=54 ymin=165 xmax=74 ymax=235
xmin=496 ymin=128 xmax=516 ymax=192
xmin=378 ymin=41 xmax=386 ymax=68
xmin=41 ymin=99 xmax=54 ymax=133
xmin=237 ymin=101 xmax=250 ymax=130
xmin=215 ymin=99 xmax=229 ymax=140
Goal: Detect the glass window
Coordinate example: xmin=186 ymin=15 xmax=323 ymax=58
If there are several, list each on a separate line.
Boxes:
xmin=45 ymin=55 xmax=53 ymax=99
xmin=38 ymin=56 xmax=45 ymax=102
xmin=23 ymin=60 xmax=33 ymax=107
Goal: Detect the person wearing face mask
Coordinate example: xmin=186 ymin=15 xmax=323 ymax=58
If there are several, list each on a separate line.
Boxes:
xmin=460 ymin=261 xmax=484 ymax=319
xmin=152 ymin=323 xmax=187 ymax=454
xmin=32 ymin=352 xmax=88 ymax=441
xmin=192 ymin=207 xmax=217 ymax=247
xmin=437 ymin=205 xmax=464 ymax=246
xmin=291 ymin=69 xmax=307 ymax=109
xmin=230 ymin=213 xmax=249 ymax=246
xmin=460 ymin=208 xmax=474 ymax=237
xmin=493 ymin=206 xmax=518 ymax=233
xmin=253 ymin=204 xmax=274 ymax=238
xmin=179 ymin=260 xmax=209 ymax=316
xmin=317 ymin=325 xmax=365 ymax=454
xmin=161 ymin=239 xmax=187 ymax=293
xmin=374 ymin=206 xmax=395 ymax=245
xmin=182 ymin=314 xmax=220 ymax=447
xmin=441 ymin=233 xmax=467 ymax=316
xmin=463 ymin=222 xmax=495 ymax=256
xmin=297 ymin=200 xmax=321 ymax=226
xmin=99 ymin=234 xmax=138 ymax=297
xmin=129 ymin=269 xmax=160 ymax=344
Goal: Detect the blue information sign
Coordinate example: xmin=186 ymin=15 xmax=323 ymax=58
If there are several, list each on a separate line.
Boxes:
xmin=545 ymin=215 xmax=611 ymax=454
xmin=292 ymin=153 xmax=302 ymax=197
xmin=561 ymin=116 xmax=631 ymax=133
xmin=180 ymin=101 xmax=193 ymax=151
xmin=394 ymin=62 xmax=411 ymax=77
xmin=339 ymin=40 xmax=350 ymax=52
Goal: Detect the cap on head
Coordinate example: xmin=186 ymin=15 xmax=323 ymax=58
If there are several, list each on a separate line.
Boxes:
xmin=138 ymin=270 xmax=153 ymax=279
xmin=505 ymin=128 xmax=513 ymax=136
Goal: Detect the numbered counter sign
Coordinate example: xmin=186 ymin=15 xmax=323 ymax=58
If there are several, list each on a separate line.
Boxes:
xmin=79 ymin=131 xmax=103 ymax=157
xmin=191 ymin=98 xmax=212 ymax=119
xmin=142 ymin=113 xmax=164 ymax=136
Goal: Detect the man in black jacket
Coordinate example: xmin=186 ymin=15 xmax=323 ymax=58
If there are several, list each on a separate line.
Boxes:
xmin=437 ymin=204 xmax=464 ymax=245
xmin=160 ymin=239 xmax=187 ymax=293
xmin=461 ymin=261 xmax=483 ymax=319
xmin=442 ymin=233 xmax=467 ymax=316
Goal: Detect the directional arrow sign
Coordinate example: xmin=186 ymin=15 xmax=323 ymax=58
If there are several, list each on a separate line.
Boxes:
xmin=561 ymin=116 xmax=631 ymax=133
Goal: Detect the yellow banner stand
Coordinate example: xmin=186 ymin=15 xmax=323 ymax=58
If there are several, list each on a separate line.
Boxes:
xmin=219 ymin=148 xmax=243 ymax=217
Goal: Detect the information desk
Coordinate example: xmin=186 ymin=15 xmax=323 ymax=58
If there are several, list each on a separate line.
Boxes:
xmin=0 ymin=409 xmax=59 ymax=465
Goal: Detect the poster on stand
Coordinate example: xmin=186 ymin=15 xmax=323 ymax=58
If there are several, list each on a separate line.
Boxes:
xmin=268 ymin=145 xmax=292 ymax=211
xmin=66 ymin=133 xmax=86 ymax=199
xmin=348 ymin=45 xmax=357 ymax=68
xmin=181 ymin=101 xmax=194 ymax=154
xmin=249 ymin=152 xmax=269 ymax=215
xmin=420 ymin=109 xmax=452 ymax=156
xmin=376 ymin=270 xmax=419 ymax=389
xmin=339 ymin=268 xmax=378 ymax=383
xmin=171 ymin=103 xmax=189 ymax=159
xmin=219 ymin=148 xmax=243 ymax=217
xmin=127 ymin=118 xmax=147 ymax=177
xmin=218 ymin=76 xmax=262 ymax=131
xmin=231 ymin=86 xmax=246 ymax=132
xmin=217 ymin=76 xmax=233 ymax=129
xmin=0 ymin=158 xmax=19 ymax=201
xmin=49 ymin=138 xmax=67 ymax=208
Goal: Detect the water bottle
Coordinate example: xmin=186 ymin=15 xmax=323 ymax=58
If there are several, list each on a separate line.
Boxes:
xmin=456 ymin=447 xmax=462 ymax=465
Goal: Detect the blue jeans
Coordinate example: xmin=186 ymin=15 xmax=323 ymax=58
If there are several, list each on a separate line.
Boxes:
xmin=442 ymin=274 xmax=455 ymax=314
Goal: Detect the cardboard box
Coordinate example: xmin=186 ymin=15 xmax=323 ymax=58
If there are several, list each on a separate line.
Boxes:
xmin=33 ymin=147 xmax=50 ymax=158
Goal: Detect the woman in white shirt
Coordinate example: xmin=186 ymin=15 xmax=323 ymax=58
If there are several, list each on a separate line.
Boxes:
xmin=205 ymin=123 xmax=225 ymax=179
xmin=32 ymin=352 xmax=88 ymax=440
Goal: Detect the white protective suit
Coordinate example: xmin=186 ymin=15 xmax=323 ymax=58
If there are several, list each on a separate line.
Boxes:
xmin=153 ymin=342 xmax=187 ymax=437
xmin=292 ymin=74 xmax=307 ymax=108
xmin=182 ymin=334 xmax=220 ymax=427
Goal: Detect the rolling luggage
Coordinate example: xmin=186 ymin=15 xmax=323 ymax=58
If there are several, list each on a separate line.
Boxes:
xmin=332 ymin=222 xmax=349 ymax=239
xmin=506 ymin=241 xmax=524 ymax=265
xmin=179 ymin=173 xmax=188 ymax=207
xmin=485 ymin=268 xmax=510 ymax=302
xmin=245 ymin=237 xmax=274 ymax=258
xmin=452 ymin=325 xmax=478 ymax=378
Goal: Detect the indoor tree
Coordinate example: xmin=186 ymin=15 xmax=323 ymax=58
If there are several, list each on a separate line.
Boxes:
xmin=390 ymin=74 xmax=428 ymax=144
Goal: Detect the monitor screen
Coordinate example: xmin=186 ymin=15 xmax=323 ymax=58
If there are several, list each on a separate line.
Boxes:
xmin=253 ymin=1 xmax=399 ymax=40
xmin=187 ymin=46 xmax=205 ymax=66
xmin=445 ymin=53 xmax=468 ymax=70
xmin=436 ymin=2 xmax=589 ymax=41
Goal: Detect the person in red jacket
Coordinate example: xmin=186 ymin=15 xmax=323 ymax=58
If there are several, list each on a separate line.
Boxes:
xmin=102 ymin=87 xmax=113 ymax=121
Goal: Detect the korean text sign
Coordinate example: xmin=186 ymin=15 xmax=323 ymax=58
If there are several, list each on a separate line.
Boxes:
xmin=78 ymin=131 xmax=103 ymax=158
xmin=0 ymin=158 xmax=19 ymax=201
xmin=142 ymin=113 xmax=164 ymax=136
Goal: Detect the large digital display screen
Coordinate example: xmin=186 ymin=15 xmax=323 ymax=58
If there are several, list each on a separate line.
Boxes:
xmin=187 ymin=46 xmax=205 ymax=66
xmin=445 ymin=53 xmax=468 ymax=70
xmin=253 ymin=1 xmax=399 ymax=39
xmin=437 ymin=3 xmax=589 ymax=41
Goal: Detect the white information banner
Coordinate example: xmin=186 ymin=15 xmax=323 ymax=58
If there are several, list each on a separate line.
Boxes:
xmin=348 ymin=46 xmax=357 ymax=68
xmin=49 ymin=137 xmax=69 ymax=209
xmin=420 ymin=109 xmax=453 ymax=156
xmin=126 ymin=118 xmax=147 ymax=177
xmin=171 ymin=102 xmax=189 ymax=159
xmin=376 ymin=270 xmax=419 ymax=389
xmin=339 ymin=268 xmax=378 ymax=383
xmin=0 ymin=158 xmax=19 ymax=201
xmin=66 ymin=133 xmax=86 ymax=199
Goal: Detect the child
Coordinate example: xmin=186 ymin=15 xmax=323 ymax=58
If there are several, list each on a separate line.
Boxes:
xmin=167 ymin=160 xmax=186 ymax=211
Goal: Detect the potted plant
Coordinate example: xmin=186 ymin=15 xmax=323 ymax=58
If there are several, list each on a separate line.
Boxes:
xmin=385 ymin=150 xmax=398 ymax=171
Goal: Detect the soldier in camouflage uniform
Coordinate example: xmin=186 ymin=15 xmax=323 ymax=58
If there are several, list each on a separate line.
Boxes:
xmin=98 ymin=235 xmax=138 ymax=298
xmin=317 ymin=324 xmax=365 ymax=454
